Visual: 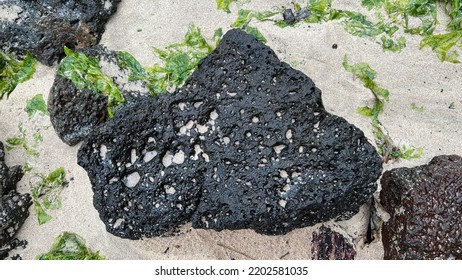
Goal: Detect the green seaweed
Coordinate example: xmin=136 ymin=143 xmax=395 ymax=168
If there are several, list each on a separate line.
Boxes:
xmin=245 ymin=0 xmax=460 ymax=60
xmin=33 ymin=131 xmax=43 ymax=143
xmin=303 ymin=0 xmax=339 ymax=23
xmin=22 ymin=163 xmax=33 ymax=173
xmin=118 ymin=25 xmax=220 ymax=95
xmin=362 ymin=0 xmax=385 ymax=10
xmin=411 ymin=102 xmax=425 ymax=112
xmin=37 ymin=232 xmax=105 ymax=260
xmin=216 ymin=0 xmax=237 ymax=13
xmin=25 ymin=93 xmax=48 ymax=119
xmin=390 ymin=145 xmax=424 ymax=159
xmin=343 ymin=55 xmax=389 ymax=124
xmin=58 ymin=47 xmax=125 ymax=118
xmin=420 ymin=30 xmax=462 ymax=62
xmin=343 ymin=55 xmax=422 ymax=162
xmin=213 ymin=28 xmax=224 ymax=46
xmin=447 ymin=0 xmax=462 ymax=31
xmin=5 ymin=123 xmax=39 ymax=157
xmin=380 ymin=36 xmax=407 ymax=52
xmin=341 ymin=10 xmax=399 ymax=38
xmin=362 ymin=0 xmax=461 ymax=60
xmin=0 ymin=52 xmax=37 ymax=100
xmin=30 ymin=167 xmax=68 ymax=225
xmin=231 ymin=9 xmax=281 ymax=42
xmin=243 ymin=25 xmax=268 ymax=42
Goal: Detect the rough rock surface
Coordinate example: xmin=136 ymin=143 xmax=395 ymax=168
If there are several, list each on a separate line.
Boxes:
xmin=0 ymin=0 xmax=120 ymax=65
xmin=48 ymin=75 xmax=107 ymax=146
xmin=380 ymin=155 xmax=462 ymax=260
xmin=78 ymin=29 xmax=383 ymax=239
xmin=311 ymin=225 xmax=356 ymax=260
xmin=48 ymin=45 xmax=149 ymax=146
xmin=0 ymin=141 xmax=32 ymax=258
xmin=0 ymin=239 xmax=27 ymax=260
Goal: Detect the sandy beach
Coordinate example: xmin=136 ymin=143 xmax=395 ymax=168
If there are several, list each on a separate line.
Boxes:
xmin=1 ymin=0 xmax=460 ymax=260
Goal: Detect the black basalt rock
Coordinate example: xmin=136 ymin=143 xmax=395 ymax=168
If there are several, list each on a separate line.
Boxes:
xmin=380 ymin=155 xmax=462 ymax=260
xmin=48 ymin=75 xmax=107 ymax=146
xmin=48 ymin=45 xmax=150 ymax=146
xmin=0 ymin=142 xmax=32 ymax=258
xmin=311 ymin=225 xmax=356 ymax=260
xmin=0 ymin=0 xmax=120 ymax=65
xmin=77 ymin=29 xmax=383 ymax=239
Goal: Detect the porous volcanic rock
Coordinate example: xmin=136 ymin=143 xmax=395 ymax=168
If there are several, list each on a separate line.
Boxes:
xmin=0 ymin=141 xmax=32 ymax=258
xmin=48 ymin=45 xmax=149 ymax=146
xmin=311 ymin=225 xmax=356 ymax=260
xmin=0 ymin=0 xmax=120 ymax=65
xmin=380 ymin=155 xmax=462 ymax=260
xmin=78 ymin=29 xmax=383 ymax=239
xmin=48 ymin=75 xmax=107 ymax=146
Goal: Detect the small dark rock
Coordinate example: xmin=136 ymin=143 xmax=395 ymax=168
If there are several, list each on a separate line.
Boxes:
xmin=380 ymin=155 xmax=462 ymax=260
xmin=283 ymin=9 xmax=296 ymax=24
xmin=332 ymin=44 xmax=338 ymax=49
xmin=48 ymin=45 xmax=150 ymax=146
xmin=0 ymin=0 xmax=120 ymax=65
xmin=311 ymin=225 xmax=356 ymax=260
xmin=78 ymin=29 xmax=382 ymax=239
xmin=282 ymin=8 xmax=311 ymax=25
xmin=48 ymin=75 xmax=108 ymax=146
xmin=0 ymin=142 xmax=32 ymax=257
xmin=296 ymin=8 xmax=311 ymax=20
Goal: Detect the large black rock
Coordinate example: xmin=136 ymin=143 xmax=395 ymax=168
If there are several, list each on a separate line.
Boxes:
xmin=380 ymin=155 xmax=462 ymax=260
xmin=0 ymin=0 xmax=120 ymax=65
xmin=78 ymin=29 xmax=383 ymax=239
xmin=48 ymin=45 xmax=149 ymax=146
xmin=0 ymin=141 xmax=32 ymax=258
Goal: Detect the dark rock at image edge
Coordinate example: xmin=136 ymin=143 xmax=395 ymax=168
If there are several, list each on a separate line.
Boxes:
xmin=380 ymin=155 xmax=462 ymax=259
xmin=77 ymin=29 xmax=383 ymax=239
xmin=0 ymin=142 xmax=32 ymax=259
xmin=0 ymin=0 xmax=121 ymax=65
xmin=311 ymin=225 xmax=356 ymax=260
